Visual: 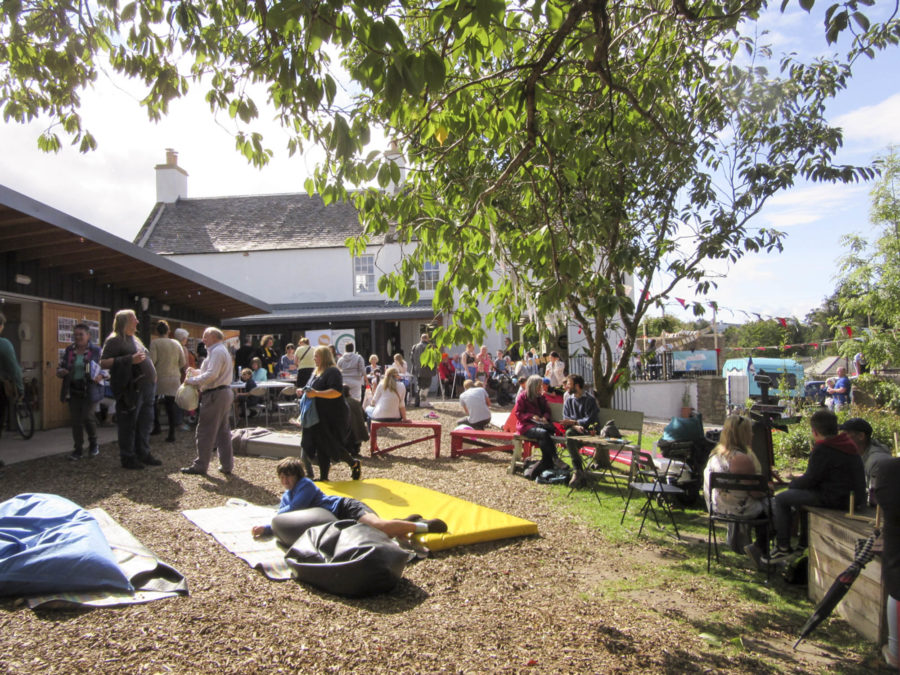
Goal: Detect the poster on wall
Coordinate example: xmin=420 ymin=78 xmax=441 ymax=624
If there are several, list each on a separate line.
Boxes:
xmin=304 ymin=329 xmax=357 ymax=353
xmin=86 ymin=320 xmax=100 ymax=344
xmin=57 ymin=316 xmax=76 ymax=344
xmin=332 ymin=330 xmax=356 ymax=353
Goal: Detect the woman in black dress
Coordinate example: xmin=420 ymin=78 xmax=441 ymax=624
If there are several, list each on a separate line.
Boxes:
xmin=300 ymin=346 xmax=361 ymax=481
xmin=259 ymin=335 xmax=280 ymax=377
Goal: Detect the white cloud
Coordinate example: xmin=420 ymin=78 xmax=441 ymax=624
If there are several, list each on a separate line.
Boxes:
xmin=758 ymin=182 xmax=867 ymax=230
xmin=833 ymin=93 xmax=900 ymax=151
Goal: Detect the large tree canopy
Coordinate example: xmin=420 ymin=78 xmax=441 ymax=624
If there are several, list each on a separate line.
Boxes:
xmin=2 ymin=0 xmax=897 ymax=403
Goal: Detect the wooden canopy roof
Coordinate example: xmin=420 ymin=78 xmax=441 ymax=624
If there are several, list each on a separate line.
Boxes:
xmin=0 ymin=185 xmax=271 ymax=319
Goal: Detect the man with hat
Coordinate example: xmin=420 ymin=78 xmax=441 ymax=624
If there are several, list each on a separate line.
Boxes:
xmin=841 ymin=417 xmax=893 ymax=505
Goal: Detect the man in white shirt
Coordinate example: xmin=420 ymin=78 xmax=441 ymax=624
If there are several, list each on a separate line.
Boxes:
xmin=181 ymin=327 xmax=235 ymax=476
xmin=337 ymin=342 xmax=367 ymax=403
xmin=456 ymin=380 xmax=492 ymax=429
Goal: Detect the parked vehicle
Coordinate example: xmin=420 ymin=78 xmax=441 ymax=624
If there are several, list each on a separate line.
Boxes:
xmin=722 ymin=357 xmax=805 ymax=401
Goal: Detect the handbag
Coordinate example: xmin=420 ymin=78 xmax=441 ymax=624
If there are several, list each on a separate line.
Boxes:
xmin=299 ymin=392 xmax=319 ymax=428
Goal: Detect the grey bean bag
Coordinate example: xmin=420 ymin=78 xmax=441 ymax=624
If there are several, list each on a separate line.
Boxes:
xmin=285 ymin=520 xmax=415 ymax=597
xmin=271 ymin=507 xmax=337 ymax=548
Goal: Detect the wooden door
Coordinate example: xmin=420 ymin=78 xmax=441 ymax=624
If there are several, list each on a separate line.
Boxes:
xmin=41 ymin=302 xmax=102 ymax=430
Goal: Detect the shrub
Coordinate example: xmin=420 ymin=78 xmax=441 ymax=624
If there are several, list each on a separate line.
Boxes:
xmin=852 ymin=375 xmax=900 ymax=414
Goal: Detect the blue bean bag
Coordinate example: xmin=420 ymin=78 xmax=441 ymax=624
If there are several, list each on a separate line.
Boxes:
xmin=0 ymin=493 xmax=133 ymax=596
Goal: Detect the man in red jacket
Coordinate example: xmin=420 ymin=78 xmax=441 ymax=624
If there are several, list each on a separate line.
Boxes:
xmin=767 ymin=409 xmax=866 ymax=561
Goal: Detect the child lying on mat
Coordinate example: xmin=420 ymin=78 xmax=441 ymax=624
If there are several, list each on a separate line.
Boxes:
xmin=251 ymin=457 xmax=448 ymax=541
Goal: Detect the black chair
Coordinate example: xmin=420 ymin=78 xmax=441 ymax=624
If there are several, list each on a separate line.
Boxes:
xmin=620 ymin=451 xmax=684 ymax=538
xmin=706 ymin=472 xmax=773 ymax=580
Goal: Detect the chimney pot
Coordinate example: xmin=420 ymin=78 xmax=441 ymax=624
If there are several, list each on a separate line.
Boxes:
xmin=155 ymin=148 xmax=188 ymax=203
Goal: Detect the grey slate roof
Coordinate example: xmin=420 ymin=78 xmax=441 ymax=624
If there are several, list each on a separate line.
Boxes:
xmin=135 ymin=193 xmax=384 ymax=254
xmin=223 ymin=300 xmax=436 ymax=326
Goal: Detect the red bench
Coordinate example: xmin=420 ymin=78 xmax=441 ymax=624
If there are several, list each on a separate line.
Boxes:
xmin=369 ymin=420 xmax=442 ymax=458
xmin=449 ymin=428 xmax=530 ymax=459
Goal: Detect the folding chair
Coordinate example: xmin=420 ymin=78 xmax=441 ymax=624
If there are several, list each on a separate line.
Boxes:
xmin=275 ymin=385 xmax=298 ymax=425
xmin=620 ymin=451 xmax=684 ymax=538
xmin=706 ymin=472 xmax=773 ymax=580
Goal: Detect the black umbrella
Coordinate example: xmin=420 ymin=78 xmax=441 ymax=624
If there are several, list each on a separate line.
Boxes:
xmin=793 ymin=529 xmax=879 ymax=649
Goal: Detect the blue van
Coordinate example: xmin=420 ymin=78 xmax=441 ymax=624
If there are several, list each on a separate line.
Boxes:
xmin=721 ymin=358 xmax=805 ymax=399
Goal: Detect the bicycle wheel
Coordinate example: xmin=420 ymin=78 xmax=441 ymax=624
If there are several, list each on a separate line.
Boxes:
xmin=16 ymin=400 xmax=34 ymax=440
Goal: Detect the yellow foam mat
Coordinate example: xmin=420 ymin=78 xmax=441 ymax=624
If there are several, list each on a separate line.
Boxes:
xmin=319 ymin=478 xmax=538 ymax=551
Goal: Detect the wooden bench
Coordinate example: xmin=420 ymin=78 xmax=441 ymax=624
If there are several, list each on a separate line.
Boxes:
xmin=369 ymin=420 xmax=442 ymax=458
xmin=450 ymin=428 xmax=524 ymax=460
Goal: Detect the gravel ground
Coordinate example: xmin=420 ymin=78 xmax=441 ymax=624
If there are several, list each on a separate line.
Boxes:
xmin=0 ymin=402 xmax=884 ymax=674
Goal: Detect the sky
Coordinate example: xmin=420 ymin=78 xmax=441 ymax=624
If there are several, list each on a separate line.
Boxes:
xmin=1 ymin=5 xmax=898 ymax=327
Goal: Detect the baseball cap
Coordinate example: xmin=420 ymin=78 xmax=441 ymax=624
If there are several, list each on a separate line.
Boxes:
xmin=840 ymin=418 xmax=872 ymax=437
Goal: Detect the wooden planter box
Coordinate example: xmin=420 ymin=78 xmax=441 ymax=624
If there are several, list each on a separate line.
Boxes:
xmin=807 ymin=507 xmax=884 ymax=644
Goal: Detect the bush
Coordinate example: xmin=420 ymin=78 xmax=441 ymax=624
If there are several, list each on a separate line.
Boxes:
xmin=773 ymin=406 xmax=900 ymax=469
xmin=852 ymin=374 xmax=900 ymax=414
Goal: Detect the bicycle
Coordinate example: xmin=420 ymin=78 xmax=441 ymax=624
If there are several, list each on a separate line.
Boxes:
xmin=14 ymin=397 xmax=34 ymax=440
xmin=0 ymin=390 xmax=34 ymax=441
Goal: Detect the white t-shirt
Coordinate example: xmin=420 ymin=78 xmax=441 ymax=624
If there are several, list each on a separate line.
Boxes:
xmin=371 ymin=381 xmax=406 ymax=419
xmin=459 ymin=387 xmax=491 ymax=423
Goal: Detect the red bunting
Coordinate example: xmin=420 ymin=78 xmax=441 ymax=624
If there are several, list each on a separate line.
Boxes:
xmin=643 ymin=291 xmax=651 ymax=300
xmin=612 ymin=371 xmax=622 ymax=384
xmin=777 ymin=317 xmax=787 ymax=328
xmin=844 ymin=326 xmax=853 ymax=338
xmin=676 ymin=298 xmax=686 ymax=308
xmin=811 ymin=342 xmax=818 ymax=348
xmin=617 ymin=339 xmax=624 ymax=348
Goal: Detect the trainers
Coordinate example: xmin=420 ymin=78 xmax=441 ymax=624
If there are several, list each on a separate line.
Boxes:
xmin=88 ymin=443 xmax=100 ymax=457
xmin=423 ymin=518 xmax=448 ymax=534
xmin=744 ymin=543 xmax=765 ymax=570
xmin=763 ymin=546 xmax=793 ymax=563
xmin=350 ymin=459 xmax=362 ymax=480
xmin=67 ymin=450 xmax=83 ymax=461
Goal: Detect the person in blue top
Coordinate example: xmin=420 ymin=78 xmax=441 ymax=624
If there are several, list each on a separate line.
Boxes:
xmin=826 ymin=366 xmax=851 ymax=412
xmin=251 ymin=456 xmax=448 ymax=541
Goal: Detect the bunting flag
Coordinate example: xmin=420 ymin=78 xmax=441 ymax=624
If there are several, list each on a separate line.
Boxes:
xmin=643 ymin=290 xmax=651 ymax=300
xmin=612 ymin=371 xmax=622 ymax=384
xmin=777 ymin=317 xmax=788 ymax=328
xmin=844 ymin=326 xmax=853 ymax=337
xmin=676 ymin=297 xmax=687 ymax=308
xmin=617 ymin=339 xmax=624 ymax=348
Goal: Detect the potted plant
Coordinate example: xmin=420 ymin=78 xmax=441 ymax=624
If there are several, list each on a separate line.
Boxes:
xmin=680 ymin=386 xmax=693 ymax=418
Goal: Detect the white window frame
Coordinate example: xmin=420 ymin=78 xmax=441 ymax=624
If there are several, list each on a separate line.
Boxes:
xmin=354 ymin=254 xmax=376 ymax=295
xmin=417 ymin=261 xmax=440 ymax=292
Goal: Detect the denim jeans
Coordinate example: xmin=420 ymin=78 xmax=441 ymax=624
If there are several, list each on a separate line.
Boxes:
xmin=773 ymin=488 xmax=822 ymax=549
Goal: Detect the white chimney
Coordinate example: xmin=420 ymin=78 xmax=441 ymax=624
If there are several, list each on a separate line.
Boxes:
xmin=155 ymin=148 xmax=188 ymax=203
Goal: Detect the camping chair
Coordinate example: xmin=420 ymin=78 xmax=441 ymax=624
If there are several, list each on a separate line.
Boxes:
xmin=620 ymin=451 xmax=684 ymax=539
xmin=706 ymin=472 xmax=773 ymax=580
xmin=275 ymin=385 xmax=299 ymax=425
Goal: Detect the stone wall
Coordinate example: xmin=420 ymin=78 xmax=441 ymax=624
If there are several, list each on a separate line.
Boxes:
xmin=697 ymin=376 xmax=726 ymax=425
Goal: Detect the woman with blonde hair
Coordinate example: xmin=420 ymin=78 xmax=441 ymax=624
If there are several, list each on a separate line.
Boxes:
xmin=703 ymin=414 xmax=770 ymax=567
xmin=366 ymin=366 xmax=408 ymax=427
xmin=99 ymin=308 xmax=161 ymax=470
xmin=300 ymin=345 xmax=361 ymax=481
